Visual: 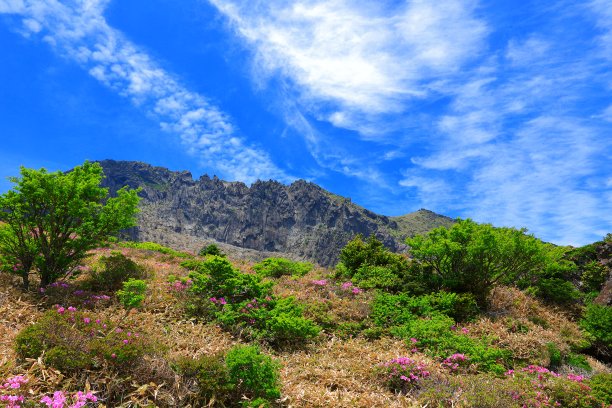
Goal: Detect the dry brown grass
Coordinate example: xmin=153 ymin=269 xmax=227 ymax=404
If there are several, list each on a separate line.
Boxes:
xmin=1 ymin=249 xmax=610 ymax=407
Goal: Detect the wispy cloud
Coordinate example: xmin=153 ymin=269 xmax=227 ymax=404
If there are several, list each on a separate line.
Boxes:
xmin=0 ymin=0 xmax=289 ymax=184
xmin=209 ymin=0 xmax=487 ymax=137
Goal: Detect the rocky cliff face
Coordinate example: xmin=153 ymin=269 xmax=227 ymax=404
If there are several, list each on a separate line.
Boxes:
xmin=99 ymin=160 xmax=454 ymax=266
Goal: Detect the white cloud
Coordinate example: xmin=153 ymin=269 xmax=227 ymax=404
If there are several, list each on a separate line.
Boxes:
xmin=1 ymin=0 xmax=289 ymax=184
xmin=209 ymin=0 xmax=487 ymax=136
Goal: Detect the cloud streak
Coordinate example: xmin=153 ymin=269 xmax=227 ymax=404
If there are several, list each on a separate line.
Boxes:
xmin=0 ymin=0 xmax=289 ymax=184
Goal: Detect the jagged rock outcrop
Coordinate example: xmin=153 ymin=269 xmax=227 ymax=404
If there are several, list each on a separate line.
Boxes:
xmin=98 ymin=160 xmax=454 ymax=266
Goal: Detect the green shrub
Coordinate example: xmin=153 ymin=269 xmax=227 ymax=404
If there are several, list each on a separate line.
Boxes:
xmin=588 ymin=373 xmax=612 ymax=404
xmin=188 ymin=256 xmax=320 ymax=345
xmin=119 ymin=241 xmax=192 ymax=258
xmin=336 ymin=235 xmax=410 ymax=291
xmin=199 ymin=243 xmax=225 ymax=257
xmin=116 ymin=278 xmax=147 ymax=309
xmin=225 ymin=345 xmax=281 ymax=404
xmin=351 ymin=265 xmax=402 ymax=291
xmin=546 ymin=342 xmax=562 ymax=370
xmin=371 ymin=291 xmax=479 ymax=328
xmin=580 ymin=304 xmax=612 ymax=350
xmin=88 ymin=251 xmax=146 ymax=291
xmin=173 ymin=354 xmax=232 ymax=404
xmin=15 ymin=308 xmax=154 ymax=372
xmin=253 ymin=257 xmax=312 ymax=278
xmin=581 ymin=261 xmax=608 ymax=293
xmin=529 ymin=278 xmax=580 ymax=305
xmin=566 ymin=353 xmax=591 ymax=372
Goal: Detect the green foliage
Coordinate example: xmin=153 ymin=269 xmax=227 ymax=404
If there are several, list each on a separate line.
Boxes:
xmin=351 ymin=265 xmax=402 ymax=291
xmin=225 ymin=345 xmax=281 ymax=404
xmin=187 ymin=256 xmax=319 ymax=345
xmin=253 ymin=257 xmax=312 ymax=278
xmin=580 ymin=304 xmax=612 ymax=351
xmin=88 ymin=251 xmax=147 ymax=291
xmin=116 ymin=278 xmax=147 ymax=309
xmin=173 ymin=354 xmax=232 ymax=404
xmin=15 ymin=309 xmax=154 ymax=373
xmin=0 ymin=161 xmax=140 ymax=288
xmin=566 ymin=353 xmax=591 ymax=372
xmin=371 ymin=291 xmax=479 ymax=328
xmin=581 ymin=261 xmax=608 ymax=293
xmin=588 ymin=373 xmax=612 ymax=404
xmin=198 ymin=243 xmax=225 ymax=257
xmin=546 ymin=342 xmax=562 ymax=370
xmin=119 ymin=241 xmax=191 ymax=258
xmin=407 ymin=219 xmax=551 ymax=306
xmin=336 ymin=235 xmax=410 ymax=292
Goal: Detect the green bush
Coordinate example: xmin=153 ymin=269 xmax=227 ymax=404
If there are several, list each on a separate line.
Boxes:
xmin=253 ymin=257 xmax=312 ymax=278
xmin=566 ymin=353 xmax=591 ymax=372
xmin=15 ymin=308 xmax=154 ymax=372
xmin=116 ymin=278 xmax=147 ymax=309
xmin=580 ymin=304 xmax=612 ymax=350
xmin=336 ymin=235 xmax=410 ymax=292
xmin=546 ymin=342 xmax=562 ymax=370
xmin=173 ymin=354 xmax=232 ymax=404
xmin=371 ymin=291 xmax=479 ymax=328
xmin=581 ymin=261 xmax=608 ymax=293
xmin=225 ymin=345 xmax=281 ymax=404
xmin=119 ymin=241 xmax=192 ymax=258
xmin=351 ymin=265 xmax=402 ymax=291
xmin=88 ymin=251 xmax=147 ymax=291
xmin=588 ymin=373 xmax=612 ymax=404
xmin=187 ymin=256 xmax=319 ymax=345
xmin=199 ymin=243 xmax=225 ymax=257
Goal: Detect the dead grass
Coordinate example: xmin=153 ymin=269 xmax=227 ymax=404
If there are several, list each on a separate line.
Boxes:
xmin=1 ymin=249 xmax=610 ymax=407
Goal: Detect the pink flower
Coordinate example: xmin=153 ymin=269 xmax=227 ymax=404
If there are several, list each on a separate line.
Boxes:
xmin=56 ymin=306 xmax=65 ymax=314
xmin=67 ymin=306 xmax=77 ymax=312
xmin=311 ymin=279 xmax=327 ymax=286
xmin=123 ymin=339 xmax=129 ymax=344
xmin=83 ymin=318 xmax=90 ymax=324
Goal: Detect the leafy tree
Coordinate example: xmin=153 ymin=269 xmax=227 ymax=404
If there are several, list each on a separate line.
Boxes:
xmin=0 ymin=161 xmax=140 ymax=288
xmin=406 ymin=219 xmax=550 ymax=306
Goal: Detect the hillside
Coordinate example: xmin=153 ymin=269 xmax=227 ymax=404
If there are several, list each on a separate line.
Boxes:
xmin=1 ymin=241 xmax=610 ymax=407
xmin=98 ymin=160 xmax=454 ymax=266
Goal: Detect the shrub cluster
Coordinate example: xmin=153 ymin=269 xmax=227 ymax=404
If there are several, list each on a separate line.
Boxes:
xmin=198 ymin=243 xmax=225 ymax=257
xmin=174 ymin=345 xmax=281 ymax=407
xmin=87 ymin=251 xmax=147 ymax=291
xmin=253 ymin=257 xmax=312 ymax=278
xmin=378 ymin=357 xmax=430 ymax=394
xmin=116 ymin=278 xmax=147 ymax=309
xmin=15 ymin=307 xmax=155 ymax=373
xmin=183 ymin=256 xmax=320 ymax=346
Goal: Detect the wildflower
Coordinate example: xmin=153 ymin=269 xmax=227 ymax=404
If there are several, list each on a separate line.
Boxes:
xmin=41 ymin=391 xmax=66 ymax=408
xmin=311 ymin=279 xmax=327 ymax=286
xmin=56 ymin=306 xmax=65 ymax=314
xmin=219 ymin=297 xmax=227 ymax=305
xmin=461 ymin=327 xmax=469 ymax=334
xmin=83 ymin=317 xmax=91 ymax=324
xmin=123 ymin=339 xmax=129 ymax=344
xmin=67 ymin=306 xmax=77 ymax=312
xmin=111 ymin=353 xmax=116 ymax=358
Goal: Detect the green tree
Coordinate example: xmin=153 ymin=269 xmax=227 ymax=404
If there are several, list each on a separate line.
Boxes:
xmin=0 ymin=161 xmax=140 ymax=288
xmin=199 ymin=243 xmax=225 ymax=257
xmin=406 ymin=219 xmax=550 ymax=306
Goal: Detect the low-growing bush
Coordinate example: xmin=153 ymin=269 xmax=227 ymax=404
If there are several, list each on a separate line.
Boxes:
xmin=546 ymin=342 xmax=562 ymax=370
xmin=580 ymin=303 xmax=612 ymax=357
xmin=15 ymin=307 xmax=155 ymax=373
xmin=253 ymin=257 xmax=312 ymax=278
xmin=173 ymin=354 xmax=232 ymax=404
xmin=566 ymin=353 xmax=592 ymax=372
xmin=119 ymin=241 xmax=192 ymax=258
xmin=588 ymin=373 xmax=612 ymax=405
xmin=371 ymin=291 xmax=479 ymax=327
xmin=225 ymin=345 xmax=281 ymax=405
xmin=186 ymin=256 xmax=320 ymax=346
xmin=87 ymin=251 xmax=147 ymax=291
xmin=116 ymin=278 xmax=147 ymax=309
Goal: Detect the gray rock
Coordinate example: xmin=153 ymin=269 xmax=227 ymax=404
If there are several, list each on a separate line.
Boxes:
xmin=98 ymin=160 xmax=454 ymax=267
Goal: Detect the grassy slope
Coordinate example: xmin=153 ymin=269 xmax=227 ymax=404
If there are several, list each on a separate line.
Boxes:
xmin=0 ymin=244 xmax=609 ymax=407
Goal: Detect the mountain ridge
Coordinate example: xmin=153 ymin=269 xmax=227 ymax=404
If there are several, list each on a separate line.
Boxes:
xmin=98 ymin=159 xmax=454 ymax=266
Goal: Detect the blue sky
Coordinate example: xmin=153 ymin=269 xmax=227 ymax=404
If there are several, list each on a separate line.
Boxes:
xmin=0 ymin=0 xmax=611 ymax=246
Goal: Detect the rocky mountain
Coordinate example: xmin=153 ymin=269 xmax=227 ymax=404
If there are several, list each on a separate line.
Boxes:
xmin=98 ymin=160 xmax=454 ymax=266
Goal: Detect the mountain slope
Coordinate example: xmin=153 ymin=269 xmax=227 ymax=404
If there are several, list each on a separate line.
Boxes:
xmin=98 ymin=160 xmax=453 ymax=266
